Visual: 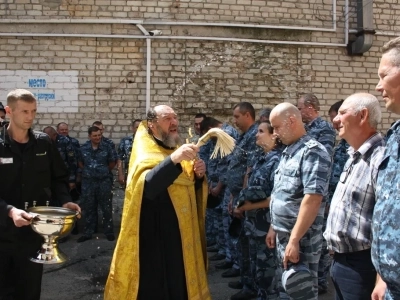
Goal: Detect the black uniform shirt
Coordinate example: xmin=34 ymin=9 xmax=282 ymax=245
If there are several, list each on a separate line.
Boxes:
xmin=0 ymin=128 xmax=71 ymax=248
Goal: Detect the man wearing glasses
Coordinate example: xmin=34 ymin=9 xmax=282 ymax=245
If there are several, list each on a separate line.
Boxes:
xmin=324 ymin=93 xmax=384 ymax=299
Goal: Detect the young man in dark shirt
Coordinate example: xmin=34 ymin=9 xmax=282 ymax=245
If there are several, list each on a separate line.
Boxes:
xmin=0 ymin=89 xmax=80 ymax=300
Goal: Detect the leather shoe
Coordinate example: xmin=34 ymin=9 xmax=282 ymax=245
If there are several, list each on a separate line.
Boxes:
xmin=215 ymin=261 xmax=234 ymax=270
xmin=77 ymin=235 xmax=92 ymax=243
xmin=221 ymin=267 xmax=240 ymax=278
xmin=207 ymin=245 xmax=219 ymax=252
xmin=228 ymin=281 xmax=243 ymax=290
xmin=209 ymin=253 xmax=226 ymax=261
xmin=230 ymin=289 xmax=258 ymax=300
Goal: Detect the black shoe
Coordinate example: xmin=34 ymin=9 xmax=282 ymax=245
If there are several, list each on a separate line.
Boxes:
xmin=221 ymin=268 xmax=240 ymax=278
xmin=207 ymin=245 xmax=219 ymax=252
xmin=77 ymin=235 xmax=92 ymax=243
xmin=215 ymin=261 xmax=234 ymax=270
xmin=106 ymin=234 xmax=115 ymax=241
xmin=228 ymin=281 xmax=243 ymax=290
xmin=230 ymin=289 xmax=258 ymax=300
xmin=209 ymin=253 xmax=226 ymax=261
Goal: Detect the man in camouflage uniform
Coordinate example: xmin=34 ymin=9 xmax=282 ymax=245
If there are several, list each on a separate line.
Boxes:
xmin=324 ymin=93 xmax=384 ymax=299
xmin=92 ymin=120 xmax=118 ymax=158
xmin=223 ymin=102 xmax=261 ymax=299
xmin=200 ymin=117 xmax=239 ymax=261
xmin=56 ymin=122 xmax=80 ymax=152
xmin=269 ymin=103 xmax=331 ymax=300
xmin=77 ymin=126 xmax=117 ymax=243
xmin=56 ymin=122 xmax=82 ymax=200
xmin=297 ymin=93 xmax=336 ymax=157
xmin=236 ymin=138 xmax=284 ymax=300
xmin=372 ymin=36 xmax=400 ymax=300
xmin=297 ymin=93 xmax=336 ymax=294
xmin=43 ymin=126 xmax=78 ymax=194
xmin=116 ymin=119 xmax=141 ymax=186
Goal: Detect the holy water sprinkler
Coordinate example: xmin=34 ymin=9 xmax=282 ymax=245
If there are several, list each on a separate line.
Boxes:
xmin=196 ymin=128 xmax=236 ymax=159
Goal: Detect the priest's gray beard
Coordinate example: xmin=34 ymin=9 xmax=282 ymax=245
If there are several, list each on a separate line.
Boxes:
xmin=156 ymin=124 xmax=182 ymax=148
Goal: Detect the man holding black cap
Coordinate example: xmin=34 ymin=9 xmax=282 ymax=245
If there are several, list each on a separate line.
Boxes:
xmin=268 ymin=102 xmax=331 ymax=300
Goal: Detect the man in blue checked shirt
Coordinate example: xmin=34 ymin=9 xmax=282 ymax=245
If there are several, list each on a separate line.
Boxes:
xmin=324 ymin=93 xmax=384 ymax=300
xmin=269 ymin=102 xmax=331 ymax=300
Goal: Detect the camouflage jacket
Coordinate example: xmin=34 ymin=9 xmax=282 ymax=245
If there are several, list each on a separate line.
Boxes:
xmin=305 ymin=116 xmax=336 ymax=157
xmin=207 ymin=123 xmax=239 ymax=185
xmin=101 ymin=136 xmax=117 ymax=161
xmin=328 ymin=139 xmax=350 ymax=201
xmin=372 ymin=120 xmax=400 ymax=298
xmin=241 ymin=146 xmax=284 ymax=237
xmin=226 ymin=123 xmax=262 ymax=197
xmin=117 ymin=135 xmax=134 ymax=168
xmin=271 ymin=134 xmax=331 ymax=233
xmin=55 ymin=134 xmax=78 ymax=183
xmin=79 ymin=141 xmax=117 ymax=180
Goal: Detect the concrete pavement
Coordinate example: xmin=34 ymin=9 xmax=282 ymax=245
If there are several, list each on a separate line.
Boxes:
xmin=41 ymin=187 xmax=334 ymax=299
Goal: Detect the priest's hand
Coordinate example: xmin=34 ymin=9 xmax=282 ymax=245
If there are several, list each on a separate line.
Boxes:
xmin=194 ymin=159 xmax=206 ymax=178
xmin=171 ymin=144 xmax=199 ymax=164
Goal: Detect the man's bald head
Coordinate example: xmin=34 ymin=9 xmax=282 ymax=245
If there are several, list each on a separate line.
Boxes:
xmin=270 ymin=102 xmax=305 ymax=145
xmin=270 ymin=102 xmax=302 ymax=122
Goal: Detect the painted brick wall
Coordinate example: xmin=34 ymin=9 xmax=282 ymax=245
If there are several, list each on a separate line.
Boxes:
xmin=0 ymin=0 xmax=398 ymax=142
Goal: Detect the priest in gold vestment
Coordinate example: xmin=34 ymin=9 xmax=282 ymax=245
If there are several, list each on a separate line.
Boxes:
xmin=105 ymin=105 xmax=211 ymax=300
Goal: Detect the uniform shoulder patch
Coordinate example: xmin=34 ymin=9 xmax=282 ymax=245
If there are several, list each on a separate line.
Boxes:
xmin=33 ymin=130 xmax=52 ymax=143
xmin=304 ymin=139 xmax=318 ymax=149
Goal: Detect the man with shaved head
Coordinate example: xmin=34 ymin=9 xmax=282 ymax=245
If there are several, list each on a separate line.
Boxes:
xmin=323 ymin=93 xmax=384 ymax=299
xmin=267 ymin=102 xmax=331 ymax=300
xmin=105 ymin=105 xmax=211 ymax=300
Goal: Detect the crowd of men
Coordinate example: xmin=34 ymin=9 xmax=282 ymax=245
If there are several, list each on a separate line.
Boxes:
xmin=2 ymin=37 xmax=400 ymax=300
xmin=185 ymin=37 xmax=400 ymax=300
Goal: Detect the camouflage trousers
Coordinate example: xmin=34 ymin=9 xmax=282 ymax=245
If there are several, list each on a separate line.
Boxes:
xmin=81 ymin=178 xmax=114 ymax=236
xmin=276 ymin=229 xmax=322 ymax=300
xmin=239 ymin=235 xmax=281 ymax=300
xmin=318 ymin=214 xmax=332 ymax=288
xmin=238 ymin=228 xmax=252 ymax=290
xmin=206 ymin=208 xmax=219 ymax=245
xmin=222 ymin=188 xmax=239 ymax=269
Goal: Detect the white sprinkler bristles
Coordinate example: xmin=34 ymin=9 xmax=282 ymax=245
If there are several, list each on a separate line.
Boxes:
xmin=196 ymin=128 xmax=236 ymax=159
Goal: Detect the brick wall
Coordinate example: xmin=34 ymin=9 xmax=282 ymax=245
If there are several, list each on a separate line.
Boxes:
xmin=0 ymin=0 xmax=398 ymax=142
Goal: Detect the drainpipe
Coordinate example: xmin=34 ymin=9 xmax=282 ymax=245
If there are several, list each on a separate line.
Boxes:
xmin=136 ymin=25 xmax=153 ymax=113
xmin=347 ymin=0 xmax=375 ymax=55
